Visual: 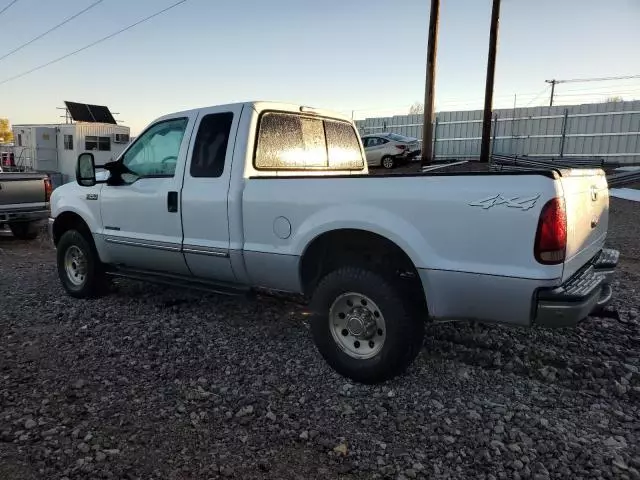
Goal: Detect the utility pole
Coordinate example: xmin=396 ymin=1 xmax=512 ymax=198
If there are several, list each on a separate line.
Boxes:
xmin=421 ymin=0 xmax=440 ymax=166
xmin=545 ymin=79 xmax=558 ymax=106
xmin=479 ymin=0 xmax=501 ymax=163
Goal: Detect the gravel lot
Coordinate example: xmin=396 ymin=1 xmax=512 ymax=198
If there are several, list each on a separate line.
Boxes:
xmin=1 ymin=197 xmax=639 ymax=480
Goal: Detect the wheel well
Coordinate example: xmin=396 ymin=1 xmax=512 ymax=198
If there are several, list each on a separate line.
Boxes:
xmin=52 ymin=212 xmax=91 ymax=246
xmin=300 ymin=229 xmax=426 ymax=308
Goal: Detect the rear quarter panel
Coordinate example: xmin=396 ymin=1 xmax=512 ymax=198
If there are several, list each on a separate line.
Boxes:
xmin=241 ymin=173 xmax=563 ymax=282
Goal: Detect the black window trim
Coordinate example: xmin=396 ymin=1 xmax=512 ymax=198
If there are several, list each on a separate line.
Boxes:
xmin=189 ymin=111 xmax=235 ymax=179
xmin=118 ymin=116 xmax=190 ymax=180
xmin=252 ymin=109 xmax=365 ymax=172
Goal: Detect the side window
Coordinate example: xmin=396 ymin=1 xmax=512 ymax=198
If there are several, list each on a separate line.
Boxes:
xmin=85 ymin=136 xmax=98 ymax=150
xmin=122 ymin=117 xmax=188 ymax=177
xmin=362 ymin=137 xmax=370 ymax=148
xmin=98 ymin=137 xmax=111 ymax=152
xmin=324 ymin=120 xmax=364 ymax=169
xmin=190 ymin=112 xmax=233 ymax=178
xmin=255 ymin=112 xmax=327 ymax=169
xmin=64 ymin=134 xmax=74 ymax=150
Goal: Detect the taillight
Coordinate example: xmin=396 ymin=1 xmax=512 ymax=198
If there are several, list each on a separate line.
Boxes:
xmin=534 ymin=197 xmax=567 ymax=265
xmin=44 ymin=177 xmax=53 ymax=202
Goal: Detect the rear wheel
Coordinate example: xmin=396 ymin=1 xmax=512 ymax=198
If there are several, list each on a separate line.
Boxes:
xmin=309 ymin=267 xmax=425 ymax=384
xmin=57 ymin=230 xmax=109 ymax=298
xmin=381 ymin=156 xmax=395 ymax=169
xmin=9 ymin=222 xmax=38 ymax=240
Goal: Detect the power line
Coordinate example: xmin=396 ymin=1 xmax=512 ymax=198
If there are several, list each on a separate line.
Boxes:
xmin=559 ymin=82 xmax=640 ymax=94
xmin=554 ymin=74 xmax=640 ymax=84
xmin=0 ymin=0 xmax=105 ymax=63
xmin=0 ymin=0 xmax=19 ymax=16
xmin=0 ymin=0 xmax=187 ymax=86
xmin=523 ymin=86 xmax=550 ymax=107
xmin=555 ymin=90 xmax=640 ymax=98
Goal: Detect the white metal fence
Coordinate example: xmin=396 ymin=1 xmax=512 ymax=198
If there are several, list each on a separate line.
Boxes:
xmin=355 ymin=100 xmax=640 ymax=164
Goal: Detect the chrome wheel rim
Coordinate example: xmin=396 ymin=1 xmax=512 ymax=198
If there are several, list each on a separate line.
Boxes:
xmin=382 ymin=157 xmax=394 ymax=168
xmin=329 ymin=292 xmax=386 ymax=359
xmin=64 ymin=245 xmax=87 ymax=286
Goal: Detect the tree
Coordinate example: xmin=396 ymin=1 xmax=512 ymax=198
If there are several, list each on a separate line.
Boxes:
xmin=0 ymin=118 xmax=13 ymax=144
xmin=606 ymin=96 xmax=623 ymax=103
xmin=409 ymin=102 xmax=424 ymax=115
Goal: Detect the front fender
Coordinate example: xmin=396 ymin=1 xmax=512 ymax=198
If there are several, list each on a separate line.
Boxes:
xmin=51 ymin=183 xmax=103 ymax=234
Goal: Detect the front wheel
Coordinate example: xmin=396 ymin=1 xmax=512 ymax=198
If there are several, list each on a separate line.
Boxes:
xmin=309 ymin=267 xmax=425 ymax=384
xmin=56 ymin=230 xmax=109 ymax=298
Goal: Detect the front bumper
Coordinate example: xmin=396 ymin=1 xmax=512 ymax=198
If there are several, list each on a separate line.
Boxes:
xmin=534 ymin=248 xmax=619 ymax=327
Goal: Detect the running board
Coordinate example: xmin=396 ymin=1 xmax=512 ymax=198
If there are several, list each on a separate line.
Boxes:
xmin=106 ymin=267 xmax=249 ymax=297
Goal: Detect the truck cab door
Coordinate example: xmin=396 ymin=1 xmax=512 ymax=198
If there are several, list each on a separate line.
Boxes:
xmin=98 ymin=114 xmax=196 ymax=275
xmin=180 ymin=104 xmax=244 ymax=283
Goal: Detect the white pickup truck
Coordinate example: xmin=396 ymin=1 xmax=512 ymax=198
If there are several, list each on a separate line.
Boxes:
xmin=49 ymin=101 xmax=618 ymax=384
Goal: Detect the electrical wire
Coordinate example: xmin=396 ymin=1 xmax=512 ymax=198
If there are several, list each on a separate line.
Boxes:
xmin=0 ymin=0 xmax=188 ymax=86
xmin=0 ymin=0 xmax=105 ymax=62
xmin=555 ymin=89 xmax=640 ymax=97
xmin=523 ymin=86 xmax=551 ymax=107
xmin=558 ymin=82 xmax=640 ymax=94
xmin=557 ymin=74 xmax=640 ymax=84
xmin=0 ymin=0 xmax=19 ymax=16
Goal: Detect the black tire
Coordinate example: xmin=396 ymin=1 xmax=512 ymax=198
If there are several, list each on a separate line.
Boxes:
xmin=56 ymin=229 xmax=109 ymax=298
xmin=9 ymin=222 xmax=38 ymax=240
xmin=381 ymin=156 xmax=395 ymax=169
xmin=309 ymin=267 xmax=425 ymax=384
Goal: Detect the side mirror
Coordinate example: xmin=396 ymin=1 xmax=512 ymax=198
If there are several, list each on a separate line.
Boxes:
xmin=76 ymin=153 xmax=96 ymax=187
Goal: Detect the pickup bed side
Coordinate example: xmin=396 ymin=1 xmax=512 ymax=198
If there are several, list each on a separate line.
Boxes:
xmin=241 ymin=173 xmax=562 ymax=326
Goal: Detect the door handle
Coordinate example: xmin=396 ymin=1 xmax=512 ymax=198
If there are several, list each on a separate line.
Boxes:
xmin=167 ymin=191 xmax=178 ymax=213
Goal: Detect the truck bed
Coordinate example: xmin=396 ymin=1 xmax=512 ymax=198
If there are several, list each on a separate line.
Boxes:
xmin=0 ymin=172 xmax=50 ymax=223
xmin=242 ymin=167 xmax=608 ymax=326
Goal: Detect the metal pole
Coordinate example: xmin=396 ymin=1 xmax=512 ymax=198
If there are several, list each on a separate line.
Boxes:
xmin=491 ymin=113 xmax=498 ymax=160
xmin=545 ymin=79 xmax=557 ymax=106
xmin=479 ymin=0 xmax=501 ymax=163
xmin=421 ymin=0 xmax=440 ymax=167
xmin=559 ymin=108 xmax=569 ymax=157
xmin=510 ymin=94 xmax=516 ymax=155
xmin=432 ymin=116 xmax=439 ymax=162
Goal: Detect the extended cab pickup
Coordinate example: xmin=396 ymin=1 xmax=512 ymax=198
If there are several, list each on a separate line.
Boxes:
xmin=49 ymin=101 xmax=618 ymax=383
xmin=0 ymin=172 xmax=52 ymax=239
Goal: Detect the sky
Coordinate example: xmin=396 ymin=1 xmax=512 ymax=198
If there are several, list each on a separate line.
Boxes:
xmin=0 ymin=0 xmax=639 ymax=134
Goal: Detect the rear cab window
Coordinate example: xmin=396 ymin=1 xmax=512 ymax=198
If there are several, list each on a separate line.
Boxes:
xmin=254 ymin=111 xmax=365 ymax=172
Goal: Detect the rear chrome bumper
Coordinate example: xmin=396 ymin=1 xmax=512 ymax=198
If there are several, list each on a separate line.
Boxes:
xmin=0 ymin=208 xmax=49 ymax=224
xmin=534 ymin=248 xmax=619 ymax=328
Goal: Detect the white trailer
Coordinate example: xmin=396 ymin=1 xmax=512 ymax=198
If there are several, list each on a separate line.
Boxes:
xmin=12 ymin=122 xmax=131 ymax=183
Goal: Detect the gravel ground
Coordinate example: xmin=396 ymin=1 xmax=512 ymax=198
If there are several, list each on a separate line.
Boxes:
xmin=1 ymin=197 xmax=639 ymax=480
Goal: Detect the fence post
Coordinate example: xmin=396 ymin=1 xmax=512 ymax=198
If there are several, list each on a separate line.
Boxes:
xmin=559 ymin=108 xmax=569 ymax=157
xmin=431 ymin=116 xmax=439 ymax=162
xmin=491 ymin=113 xmax=498 ymax=161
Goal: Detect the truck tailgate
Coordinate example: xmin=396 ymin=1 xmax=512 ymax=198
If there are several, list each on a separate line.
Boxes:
xmin=560 ymin=168 xmax=609 ymax=282
xmin=0 ymin=173 xmax=47 ymax=209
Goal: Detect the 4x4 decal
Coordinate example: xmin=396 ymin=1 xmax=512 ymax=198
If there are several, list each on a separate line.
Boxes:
xmin=469 ymin=193 xmax=540 ymax=211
